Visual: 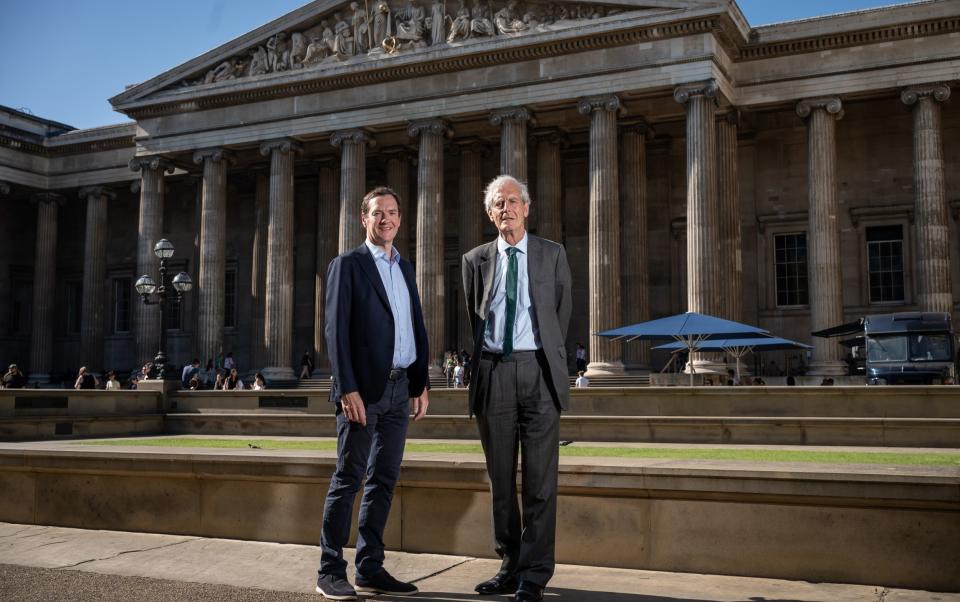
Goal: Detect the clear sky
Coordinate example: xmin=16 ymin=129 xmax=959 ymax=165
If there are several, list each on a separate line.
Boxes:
xmin=0 ymin=0 xmax=917 ymax=130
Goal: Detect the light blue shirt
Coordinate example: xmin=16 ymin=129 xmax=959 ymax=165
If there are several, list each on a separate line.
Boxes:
xmin=483 ymin=234 xmax=541 ymax=353
xmin=365 ymin=240 xmax=417 ymax=369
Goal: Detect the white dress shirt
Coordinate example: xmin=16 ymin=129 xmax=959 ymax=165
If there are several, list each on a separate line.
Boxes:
xmin=483 ymin=234 xmax=541 ymax=353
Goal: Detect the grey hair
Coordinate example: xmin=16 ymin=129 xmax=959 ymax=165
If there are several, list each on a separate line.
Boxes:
xmin=483 ymin=175 xmax=531 ymax=212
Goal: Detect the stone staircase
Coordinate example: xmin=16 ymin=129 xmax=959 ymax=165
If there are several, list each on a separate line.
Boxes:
xmin=283 ymin=373 xmax=650 ymax=390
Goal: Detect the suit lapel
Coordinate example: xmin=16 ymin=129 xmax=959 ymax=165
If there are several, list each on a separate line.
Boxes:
xmin=526 ymin=235 xmax=545 ymax=312
xmin=357 ymin=244 xmax=391 ymax=311
xmin=478 ymin=241 xmax=498 ymax=318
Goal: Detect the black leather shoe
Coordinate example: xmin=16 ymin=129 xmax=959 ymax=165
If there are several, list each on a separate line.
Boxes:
xmin=514 ymin=581 xmax=545 ymax=602
xmin=474 ymin=571 xmax=518 ymax=595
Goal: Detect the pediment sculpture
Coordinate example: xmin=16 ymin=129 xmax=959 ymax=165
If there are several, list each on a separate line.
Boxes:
xmin=179 ymin=0 xmax=644 ymax=88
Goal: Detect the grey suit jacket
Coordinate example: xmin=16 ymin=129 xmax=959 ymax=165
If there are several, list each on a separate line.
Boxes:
xmin=462 ymin=234 xmax=573 ymax=414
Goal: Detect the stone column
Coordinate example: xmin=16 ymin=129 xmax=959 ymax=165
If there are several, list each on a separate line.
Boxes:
xmin=28 ymin=193 xmax=62 ymax=384
xmin=192 ymin=148 xmax=233 ymax=368
xmin=77 ymin=186 xmax=115 ymax=373
xmin=620 ymin=120 xmax=653 ymax=372
xmin=409 ymin=118 xmax=452 ymax=374
xmin=331 ymin=129 xmax=373 ymax=253
xmin=902 ymin=84 xmax=953 ymax=313
xmin=532 ymin=129 xmax=565 ymax=244
xmin=797 ymin=97 xmax=846 ymax=376
xmin=314 ymin=158 xmax=340 ymax=373
xmin=578 ymin=95 xmax=623 ymax=375
xmin=716 ymin=110 xmax=743 ymax=322
xmin=456 ymin=139 xmax=487 ymax=349
xmin=250 ymin=172 xmax=268 ymax=374
xmin=259 ymin=139 xmax=302 ymax=382
xmin=130 ymin=157 xmax=172 ymax=366
xmin=490 ymin=106 xmax=532 ymax=182
xmin=384 ymin=148 xmax=414 ymax=259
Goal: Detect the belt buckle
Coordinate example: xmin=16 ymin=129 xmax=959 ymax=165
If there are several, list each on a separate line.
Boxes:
xmin=389 ymin=368 xmax=404 ymax=381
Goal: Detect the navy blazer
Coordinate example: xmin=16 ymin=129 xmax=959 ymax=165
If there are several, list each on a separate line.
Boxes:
xmin=325 ymin=243 xmax=429 ymax=406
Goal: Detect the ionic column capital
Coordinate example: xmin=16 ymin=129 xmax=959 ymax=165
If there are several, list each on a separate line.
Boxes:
xmin=78 ymin=186 xmax=117 ymax=201
xmin=489 ymin=106 xmax=534 ymax=127
xmin=577 ymin=94 xmax=623 ymax=116
xmin=129 ymin=156 xmax=175 ymax=174
xmin=407 ymin=118 xmax=453 ymax=139
xmin=796 ymin=97 xmax=844 ymax=120
xmin=381 ymin=145 xmax=418 ymax=162
xmin=330 ymin=129 xmax=375 ymax=149
xmin=621 ymin=118 xmax=655 ymax=139
xmin=259 ymin=138 xmax=303 ymax=157
xmin=192 ymin=147 xmax=236 ymax=165
xmin=0 ymin=181 xmax=9 ymax=195
xmin=673 ymin=81 xmax=718 ymax=105
xmin=717 ymin=108 xmax=741 ymax=127
xmin=30 ymin=192 xmax=65 ymax=206
xmin=901 ymin=84 xmax=951 ymax=106
xmin=531 ymin=128 xmax=569 ymax=148
xmin=450 ymin=137 xmax=490 ymax=157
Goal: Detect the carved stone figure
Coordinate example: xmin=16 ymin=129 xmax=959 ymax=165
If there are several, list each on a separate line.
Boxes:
xmin=288 ymin=32 xmax=308 ymax=69
xmin=248 ymin=46 xmax=269 ymax=75
xmin=494 ymin=0 xmax=527 ymax=34
xmin=448 ymin=0 xmax=471 ymax=42
xmin=429 ymin=0 xmax=448 ymax=46
xmin=204 ymin=58 xmax=238 ymax=84
xmin=351 ymin=2 xmax=371 ymax=54
xmin=372 ymin=0 xmax=393 ymax=48
xmin=396 ymin=0 xmax=426 ymax=44
xmin=267 ymin=33 xmax=290 ymax=72
xmin=333 ymin=13 xmax=355 ymax=59
xmin=470 ymin=0 xmax=495 ymax=37
xmin=302 ymin=33 xmax=329 ymax=65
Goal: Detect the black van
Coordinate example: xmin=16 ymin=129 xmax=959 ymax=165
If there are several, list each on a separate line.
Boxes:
xmin=864 ymin=312 xmax=957 ymax=385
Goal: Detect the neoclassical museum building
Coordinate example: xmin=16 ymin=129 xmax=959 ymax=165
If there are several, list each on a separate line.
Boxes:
xmin=1 ymin=0 xmax=958 ymax=382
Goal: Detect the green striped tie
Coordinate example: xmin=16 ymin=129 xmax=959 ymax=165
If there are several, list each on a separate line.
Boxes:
xmin=503 ymin=247 xmax=519 ymax=358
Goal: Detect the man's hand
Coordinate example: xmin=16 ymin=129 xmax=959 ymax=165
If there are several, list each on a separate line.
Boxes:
xmin=411 ymin=389 xmax=430 ymax=421
xmin=340 ymin=391 xmax=367 ymax=426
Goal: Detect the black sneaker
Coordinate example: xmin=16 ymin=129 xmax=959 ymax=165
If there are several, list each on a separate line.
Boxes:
xmin=316 ymin=574 xmax=357 ymax=600
xmin=355 ymin=568 xmax=419 ymax=595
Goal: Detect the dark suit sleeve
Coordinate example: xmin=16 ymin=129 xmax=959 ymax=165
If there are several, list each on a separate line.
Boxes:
xmin=556 ymin=245 xmax=572 ymax=341
xmin=462 ymin=253 xmax=476 ymax=344
xmin=325 ymin=255 xmax=358 ymax=398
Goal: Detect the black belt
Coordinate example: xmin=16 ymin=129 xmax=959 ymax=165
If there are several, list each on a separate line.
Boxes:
xmin=481 ymin=350 xmax=540 ymax=362
xmin=388 ymin=368 xmax=406 ymax=381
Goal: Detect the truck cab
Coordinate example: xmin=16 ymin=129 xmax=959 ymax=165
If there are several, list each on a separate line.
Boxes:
xmin=864 ymin=312 xmax=957 ymax=385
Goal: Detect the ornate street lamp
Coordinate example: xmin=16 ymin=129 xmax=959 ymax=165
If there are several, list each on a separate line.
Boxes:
xmin=135 ymin=239 xmax=193 ymax=380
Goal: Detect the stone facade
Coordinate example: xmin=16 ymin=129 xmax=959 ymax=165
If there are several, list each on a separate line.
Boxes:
xmin=1 ymin=0 xmax=959 ymax=380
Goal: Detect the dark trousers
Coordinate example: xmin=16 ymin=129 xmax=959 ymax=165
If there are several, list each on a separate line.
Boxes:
xmin=475 ymin=350 xmax=560 ymax=587
xmin=318 ymin=374 xmax=409 ymax=579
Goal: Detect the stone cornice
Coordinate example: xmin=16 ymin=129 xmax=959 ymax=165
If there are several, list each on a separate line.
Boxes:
xmin=259 ymin=138 xmax=304 ymax=156
xmin=450 ymin=137 xmax=490 ymax=156
xmin=0 ymin=132 xmax=135 ymax=158
xmin=192 ymin=148 xmax=236 ymax=165
xmin=129 ymin=156 xmax=175 ymax=174
xmin=901 ymin=83 xmax=951 ymax=105
xmin=330 ymin=129 xmax=374 ymax=148
xmin=673 ymin=81 xmax=718 ymax=104
xmin=489 ymin=107 xmax=534 ymax=127
xmin=407 ymin=118 xmax=453 ymax=139
xmin=78 ymin=186 xmax=118 ymax=201
xmin=577 ymin=94 xmax=623 ymax=115
xmin=849 ymin=204 xmax=914 ymax=227
xmin=796 ymin=97 xmax=844 ymax=120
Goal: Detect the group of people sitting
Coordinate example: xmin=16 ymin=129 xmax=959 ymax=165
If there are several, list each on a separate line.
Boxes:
xmin=180 ymin=358 xmax=266 ymax=391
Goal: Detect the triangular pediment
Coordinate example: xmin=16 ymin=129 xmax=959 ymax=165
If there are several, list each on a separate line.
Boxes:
xmin=110 ymin=0 xmax=723 ymax=111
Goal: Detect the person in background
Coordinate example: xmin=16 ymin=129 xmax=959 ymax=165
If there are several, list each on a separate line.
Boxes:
xmin=214 ymin=370 xmax=227 ymax=391
xmin=252 ymin=372 xmax=267 ymax=390
xmin=1 ymin=364 xmax=27 ymax=389
xmin=222 ymin=368 xmax=244 ymax=390
xmin=201 ymin=359 xmax=215 ymax=387
xmin=575 ymin=343 xmax=587 ymax=374
xmin=453 ymin=361 xmax=464 ymax=388
xmin=301 ymin=352 xmax=315 ymax=379
xmin=223 ymin=351 xmax=235 ymax=372
xmin=786 ymin=375 xmax=797 ymax=386
xmin=74 ymin=366 xmax=98 ymax=390
xmin=188 ymin=374 xmax=202 ymax=390
xmin=105 ymin=371 xmax=121 ymax=390
xmin=575 ymin=370 xmax=589 ymax=388
xmin=181 ymin=358 xmax=201 ymax=389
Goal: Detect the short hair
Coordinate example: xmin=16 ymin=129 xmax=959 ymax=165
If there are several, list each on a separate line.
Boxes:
xmin=483 ymin=175 xmax=531 ymax=212
xmin=362 ymin=186 xmax=402 ymax=215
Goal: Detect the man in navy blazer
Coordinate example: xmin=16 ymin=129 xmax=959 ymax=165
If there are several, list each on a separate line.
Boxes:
xmin=316 ymin=186 xmax=429 ymax=600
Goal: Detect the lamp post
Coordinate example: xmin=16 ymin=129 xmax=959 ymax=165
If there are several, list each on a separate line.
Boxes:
xmin=135 ymin=239 xmax=192 ymax=380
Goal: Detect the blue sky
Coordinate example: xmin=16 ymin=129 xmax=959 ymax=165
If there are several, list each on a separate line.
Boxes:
xmin=0 ymin=0 xmax=916 ymax=129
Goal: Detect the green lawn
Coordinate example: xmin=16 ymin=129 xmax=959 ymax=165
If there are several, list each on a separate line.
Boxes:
xmin=77 ymin=438 xmax=960 ymax=466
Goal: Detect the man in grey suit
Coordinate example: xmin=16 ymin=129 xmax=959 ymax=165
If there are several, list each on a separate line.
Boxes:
xmin=462 ymin=175 xmax=572 ymax=602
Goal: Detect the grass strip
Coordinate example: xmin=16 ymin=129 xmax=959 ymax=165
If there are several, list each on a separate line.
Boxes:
xmin=77 ymin=438 xmax=960 ymax=466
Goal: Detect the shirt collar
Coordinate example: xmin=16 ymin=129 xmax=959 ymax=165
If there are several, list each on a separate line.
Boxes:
xmin=365 ymin=239 xmax=400 ymax=263
xmin=496 ymin=233 xmax=528 ymax=255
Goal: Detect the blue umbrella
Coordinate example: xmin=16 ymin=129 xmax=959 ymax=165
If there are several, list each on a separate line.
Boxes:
xmin=597 ymin=312 xmax=771 ymax=385
xmin=653 ymin=336 xmax=811 ymax=382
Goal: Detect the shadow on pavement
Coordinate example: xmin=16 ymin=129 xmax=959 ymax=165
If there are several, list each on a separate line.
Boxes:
xmin=364 ymin=588 xmax=818 ymax=602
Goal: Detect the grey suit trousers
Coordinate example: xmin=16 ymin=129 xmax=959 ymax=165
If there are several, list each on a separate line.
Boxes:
xmin=474 ymin=349 xmax=560 ymax=587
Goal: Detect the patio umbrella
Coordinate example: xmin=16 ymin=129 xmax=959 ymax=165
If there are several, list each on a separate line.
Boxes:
xmin=653 ymin=336 xmax=811 ymax=383
xmin=597 ymin=312 xmax=771 ymax=385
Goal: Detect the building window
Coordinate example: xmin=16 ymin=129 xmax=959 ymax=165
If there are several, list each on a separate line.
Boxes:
xmin=224 ymin=268 xmax=237 ymax=329
xmin=113 ymin=278 xmax=131 ymax=333
xmin=867 ymin=225 xmax=905 ymax=304
xmin=65 ymin=281 xmax=83 ymax=334
xmin=774 ymin=233 xmax=808 ymax=307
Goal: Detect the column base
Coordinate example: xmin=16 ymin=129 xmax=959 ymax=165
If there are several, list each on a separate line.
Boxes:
xmin=261 ymin=366 xmax=298 ymax=385
xmin=586 ymin=361 xmax=625 ymax=377
xmin=806 ymin=360 xmax=848 ymax=377
xmin=621 ymin=363 xmax=652 ymax=375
